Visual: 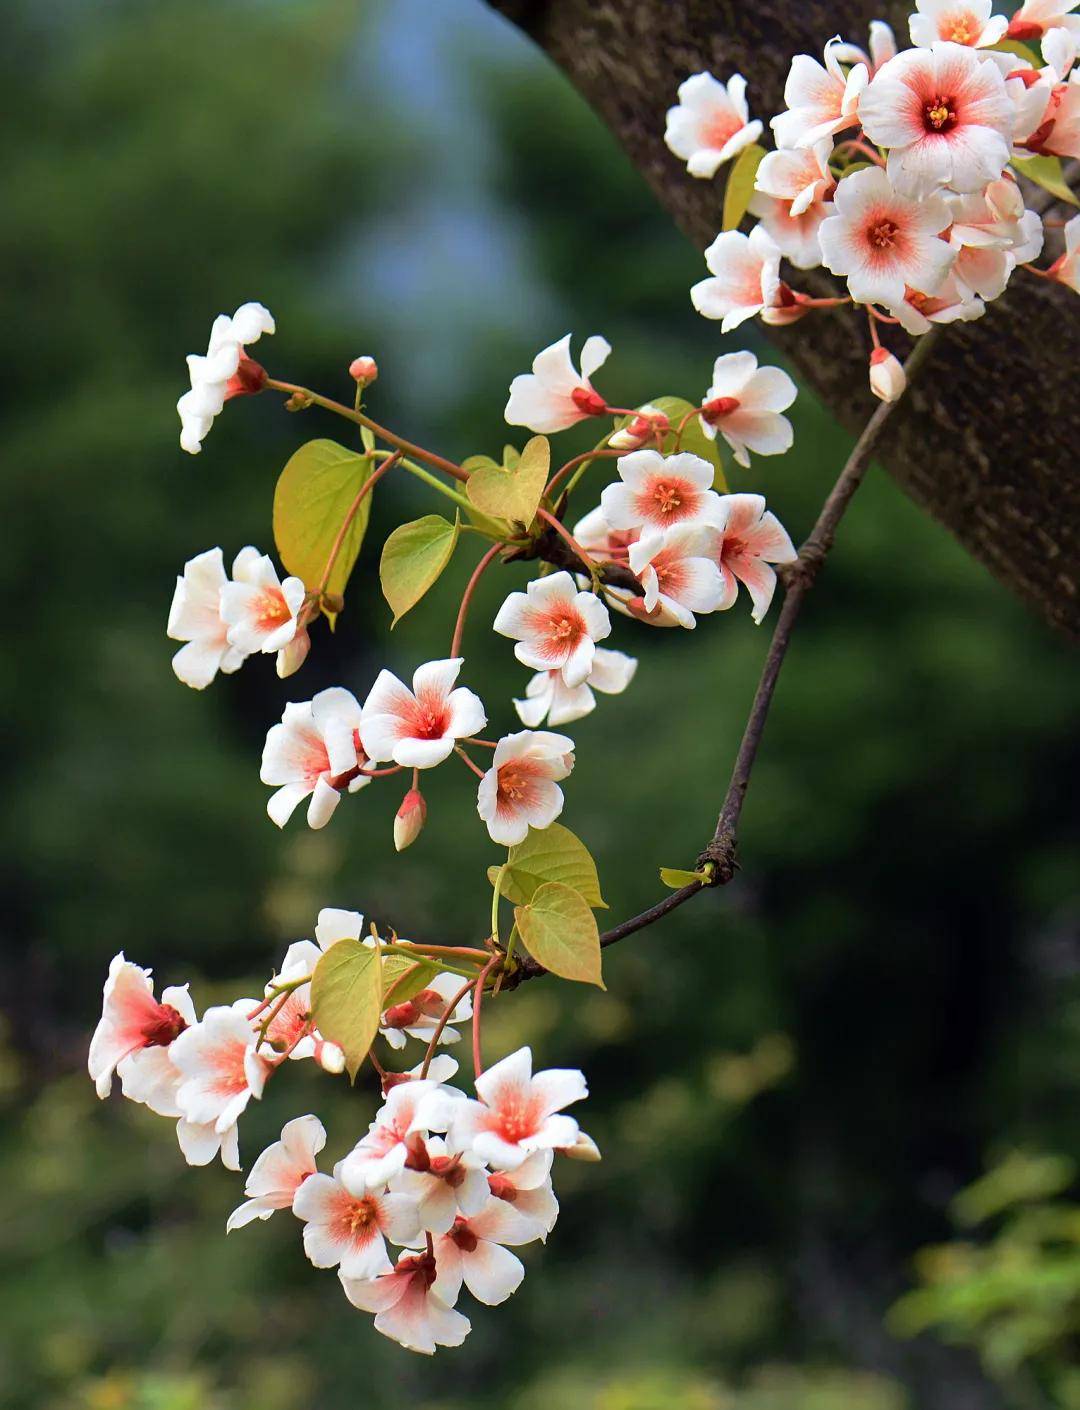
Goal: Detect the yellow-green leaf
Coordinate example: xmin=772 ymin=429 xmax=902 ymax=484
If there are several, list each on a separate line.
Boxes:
xmin=659 ymin=866 xmax=707 ymax=890
xmin=722 ymin=142 xmax=766 ymax=232
xmin=379 ymin=513 xmax=460 ymax=626
xmin=488 ymin=823 xmax=606 ymax=909
xmin=515 ymin=881 xmax=604 ymax=987
xmin=381 ymin=953 xmax=438 ymax=1007
xmin=1013 ymin=153 xmax=1079 ymax=207
xmin=991 ymin=36 xmax=1041 ymax=67
xmin=309 ymin=938 xmax=382 ymax=1080
xmin=273 ymin=439 xmax=376 ymax=616
xmin=466 ymin=435 xmax=550 ymax=527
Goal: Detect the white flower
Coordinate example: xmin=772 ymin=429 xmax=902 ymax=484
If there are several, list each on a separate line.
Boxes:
xmin=219 ymin=547 xmax=306 ymax=658
xmin=909 ymin=0 xmax=1008 ymax=48
xmin=176 ymin=1118 xmax=241 ymax=1171
xmin=423 ymin=1200 xmax=539 ymax=1306
xmin=1049 ymin=212 xmax=1080 ymax=290
xmin=167 ymin=548 xmax=248 ymax=690
xmin=504 ymin=333 xmax=611 ymax=433
xmin=859 ymin=43 xmax=1013 ymax=197
xmin=447 ymin=1046 xmax=587 ymax=1171
xmin=832 ymin=21 xmax=899 ymax=73
xmin=476 ymin=730 xmax=576 ymax=846
xmin=699 ymin=352 xmax=797 ymax=469
xmin=89 ymin=953 xmax=192 ymax=1099
xmin=708 ymin=494 xmax=798 ymax=624
xmin=227 ymin=1115 xmax=326 ymax=1232
xmin=340 ymin=1078 xmax=462 ymax=1192
xmin=627 ymin=526 xmax=727 ymax=629
xmin=177 ymin=302 xmax=274 ymax=454
xmin=869 ymin=347 xmax=907 ymax=403
xmin=339 ymin=1252 xmax=470 ymax=1355
xmin=1007 ymin=0 xmax=1080 ymax=40
xmin=493 ymin=572 xmax=611 ymax=687
xmin=169 ymin=1000 xmax=268 ymax=1134
xmin=691 ymin=226 xmax=782 ymax=331
xmin=261 ymin=686 xmax=368 ymax=830
xmin=486 ymin=1150 xmax=560 ymax=1243
xmin=892 ymin=271 xmax=989 ymax=331
xmin=360 ymin=659 xmax=486 ymax=769
xmin=293 ymin=1164 xmax=421 ymax=1279
xmin=380 ymin=972 xmax=473 ymax=1051
xmin=600 ymin=450 xmax=727 ymax=535
xmin=818 ymin=166 xmax=955 ymax=308
xmin=664 ymin=72 xmax=763 ymax=178
xmin=514 ymin=648 xmax=637 ymax=728
xmin=771 ymin=37 xmax=869 ymax=149
xmin=393 ymin=1135 xmax=491 ymax=1235
xmin=754 ymin=139 xmax=834 ymax=216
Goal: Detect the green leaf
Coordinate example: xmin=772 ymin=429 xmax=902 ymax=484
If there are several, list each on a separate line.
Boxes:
xmin=991 ymin=36 xmax=1041 ymax=67
xmin=488 ymin=823 xmax=606 ymax=909
xmin=1013 ymin=154 xmax=1079 ymax=208
xmin=659 ymin=866 xmax=708 ymax=889
xmin=466 ymin=435 xmax=550 ymax=527
xmin=379 ymin=513 xmax=460 ymax=626
xmin=309 ymin=939 xmax=383 ymax=1080
xmin=273 ymin=439 xmax=376 ymax=617
xmin=514 ymin=881 xmax=604 ymax=987
xmin=381 ymin=953 xmax=438 ymax=1007
xmin=722 ymin=142 xmax=766 ymax=232
xmin=617 ymin=396 xmax=727 ymax=493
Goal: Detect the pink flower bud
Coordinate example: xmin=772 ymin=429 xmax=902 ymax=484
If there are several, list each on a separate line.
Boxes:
xmin=276 ymin=625 xmax=311 ymax=679
xmin=393 ymin=788 xmax=427 ymax=852
xmin=349 ymin=355 xmax=379 ymax=386
xmin=868 ymin=347 xmax=906 ymax=403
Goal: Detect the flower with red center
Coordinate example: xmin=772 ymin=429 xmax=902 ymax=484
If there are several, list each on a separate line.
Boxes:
xmin=771 ymin=37 xmax=869 ymax=149
xmin=1020 ymin=60 xmax=1080 ymax=159
xmin=339 ymin=1251 xmax=471 ymax=1355
xmin=395 ymin=1135 xmax=491 ymax=1234
xmin=691 ymin=225 xmax=783 ymax=331
xmin=169 ymin=1000 xmax=269 ymax=1135
xmin=227 ymin=1114 xmax=326 ymax=1232
xmin=707 ymin=493 xmax=798 ymax=624
xmin=340 ymin=1077 xmax=463 ymax=1191
xmin=475 ymin=730 xmax=575 ymax=846
xmin=571 ymin=504 xmax=641 ymax=560
xmin=448 ymin=1046 xmax=587 ymax=1171
xmin=514 ymin=647 xmax=638 ymax=729
xmin=1007 ymin=0 xmax=1080 ymax=41
xmin=293 ymin=1163 xmax=421 ymax=1280
xmin=892 ymin=271 xmax=989 ymax=332
xmin=261 ymin=685 xmax=368 ymax=829
xmin=177 ymin=301 xmax=274 ymax=454
xmin=421 ymin=1200 xmax=539 ymax=1307
xmin=379 ymin=971 xmax=473 ymax=1051
xmin=909 ymin=0 xmax=1009 ymax=48
xmin=859 ymin=42 xmax=1014 ymax=197
xmin=698 ymin=352 xmax=797 ymax=469
xmin=219 ymin=546 xmax=306 ymax=658
xmin=503 ymin=333 xmax=612 ymax=434
xmin=167 ymin=547 xmax=249 ymax=690
xmin=486 ymin=1149 xmax=560 ymax=1242
xmin=627 ymin=525 xmax=728 ymax=630
xmin=493 ymin=571 xmax=611 ymax=687
xmin=601 ymin=449 xmax=727 ymax=537
xmin=664 ymin=71 xmax=763 ymax=178
xmin=360 ymin=658 xmax=487 ymax=769
xmin=818 ymin=166 xmax=955 ymax=308
xmin=89 ymin=953 xmax=193 ymax=1098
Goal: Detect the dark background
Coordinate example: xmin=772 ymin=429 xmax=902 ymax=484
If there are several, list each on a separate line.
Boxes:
xmin=2 ymin=2 xmax=1078 ymax=1406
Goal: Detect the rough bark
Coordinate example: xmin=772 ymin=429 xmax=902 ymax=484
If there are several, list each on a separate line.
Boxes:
xmin=488 ymin=0 xmax=1080 ymax=638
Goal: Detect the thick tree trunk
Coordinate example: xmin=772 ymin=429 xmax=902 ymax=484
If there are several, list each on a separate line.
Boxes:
xmin=488 ymin=0 xmax=1080 ymax=638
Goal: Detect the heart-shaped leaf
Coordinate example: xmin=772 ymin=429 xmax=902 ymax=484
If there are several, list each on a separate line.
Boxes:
xmin=310 ymin=938 xmax=382 ymax=1080
xmin=515 ymin=881 xmax=604 ymax=987
xmin=379 ymin=513 xmax=460 ymax=626
xmin=488 ymin=823 xmax=606 ymax=909
xmin=466 ymin=435 xmax=550 ymax=528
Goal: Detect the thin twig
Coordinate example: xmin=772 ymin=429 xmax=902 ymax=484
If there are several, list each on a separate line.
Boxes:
xmin=318 ymin=452 xmax=401 ymax=595
xmin=451 ymin=542 xmax=504 ymax=658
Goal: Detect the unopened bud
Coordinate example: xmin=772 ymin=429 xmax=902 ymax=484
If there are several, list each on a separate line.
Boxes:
xmin=285 ymin=390 xmax=314 ymax=412
xmin=349 ymin=355 xmax=379 ymax=386
xmin=393 ymin=788 xmax=427 ymax=852
xmin=868 ymin=346 xmax=906 ymax=403
xmin=316 ymin=1040 xmax=346 ymax=1074
xmin=559 ymin=1130 xmax=602 ymax=1162
xmin=609 ymin=404 xmax=670 ymax=449
xmin=276 ymin=625 xmax=311 ymax=679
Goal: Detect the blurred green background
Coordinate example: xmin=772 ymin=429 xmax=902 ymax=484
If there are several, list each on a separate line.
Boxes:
xmin=3 ymin=1 xmax=1079 ymax=1407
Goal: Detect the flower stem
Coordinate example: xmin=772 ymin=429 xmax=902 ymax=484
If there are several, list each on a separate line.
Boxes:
xmin=318 ymin=452 xmax=401 ymax=596
xmin=450 ymin=542 xmax=504 ymax=659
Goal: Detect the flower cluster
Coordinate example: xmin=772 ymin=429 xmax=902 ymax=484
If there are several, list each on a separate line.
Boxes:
xmin=90 ymin=911 xmax=594 ymax=1353
xmin=666 ymin=3 xmax=1080 ymax=397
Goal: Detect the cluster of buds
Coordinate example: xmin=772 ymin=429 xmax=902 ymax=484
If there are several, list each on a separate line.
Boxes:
xmin=663 ymin=0 xmax=1080 ymax=398
xmin=89 ymin=908 xmax=595 ymax=1353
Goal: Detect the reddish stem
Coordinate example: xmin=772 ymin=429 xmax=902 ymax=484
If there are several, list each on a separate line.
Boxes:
xmin=471 ymin=956 xmax=502 ymax=1078
xmin=450 ymin=542 xmax=504 ymax=659
xmin=545 ymin=446 xmax=622 ymax=499
xmin=419 ymin=976 xmax=476 ymax=1079
xmin=455 ymin=747 xmax=487 ymax=780
xmin=319 ymin=452 xmax=400 ymax=596
xmin=536 ymin=507 xmax=599 ymax=572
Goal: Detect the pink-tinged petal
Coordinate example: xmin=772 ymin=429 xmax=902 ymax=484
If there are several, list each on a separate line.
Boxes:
xmin=469 ymin=1198 xmax=539 ymax=1245
xmin=411 ymin=657 xmax=462 ymax=700
xmin=530 ymin=333 xmax=580 ymax=392
xmin=720 ymin=409 xmax=794 ymax=459
xmin=493 ymin=591 xmax=532 ymax=639
xmin=393 ymin=735 xmax=457 ymax=769
xmin=473 ymin=1132 xmax=532 ymax=1170
xmin=339 ymin=1268 xmax=410 ymax=1316
xmin=462 ymin=1240 xmax=525 ymax=1305
xmin=445 ymin=685 xmax=487 ymax=739
xmin=531 ymin=1067 xmax=589 ymax=1118
xmin=430 ymin=1237 xmax=465 ymax=1304
xmin=475 ymin=1046 xmax=533 ymax=1105
xmin=267 ymin=782 xmax=311 ymax=829
xmin=744 ymin=511 xmax=797 ymax=564
xmin=722 ymin=493 xmax=767 ymax=536
xmin=730 ymin=554 xmax=779 ymax=624
xmin=306 ymin=775 xmax=342 ymax=830
xmin=170 ymin=638 xmax=229 ymax=691
xmin=357 ymin=714 xmax=402 ymax=766
xmin=362 ymin=667 xmax=415 ymax=722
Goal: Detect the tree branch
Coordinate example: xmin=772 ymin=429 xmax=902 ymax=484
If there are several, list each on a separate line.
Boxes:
xmin=502 ymin=331 xmax=940 ymax=988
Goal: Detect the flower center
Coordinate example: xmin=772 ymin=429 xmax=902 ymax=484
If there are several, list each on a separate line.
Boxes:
xmin=944 ymin=13 xmax=975 ymax=43
xmin=924 ymin=96 xmax=957 ymax=132
xmin=347 ymin=1197 xmax=379 ymax=1235
xmin=488 ymin=1173 xmax=518 ymax=1203
xmin=449 ymin=1217 xmax=479 ymax=1253
xmin=255 ymin=587 xmax=291 ymax=633
xmin=549 ymin=613 xmax=579 ymax=642
xmin=497 ymin=767 xmax=531 ymax=802
xmin=570 ymin=387 xmax=607 ymax=416
xmin=652 ymin=480 xmax=684 ymax=514
xmin=701 ymin=395 xmax=741 ymax=424
xmin=142 ymin=1003 xmax=188 ymax=1048
xmin=868 ymin=218 xmax=899 ymax=249
xmin=413 ymin=706 xmax=449 ymax=740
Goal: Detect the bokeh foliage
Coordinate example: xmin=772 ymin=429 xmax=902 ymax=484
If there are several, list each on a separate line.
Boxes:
xmin=1 ymin=1 xmax=1078 ymax=1407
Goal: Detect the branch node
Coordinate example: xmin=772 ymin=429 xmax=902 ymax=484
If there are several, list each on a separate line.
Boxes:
xmin=696 ymin=833 xmax=737 ymax=885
